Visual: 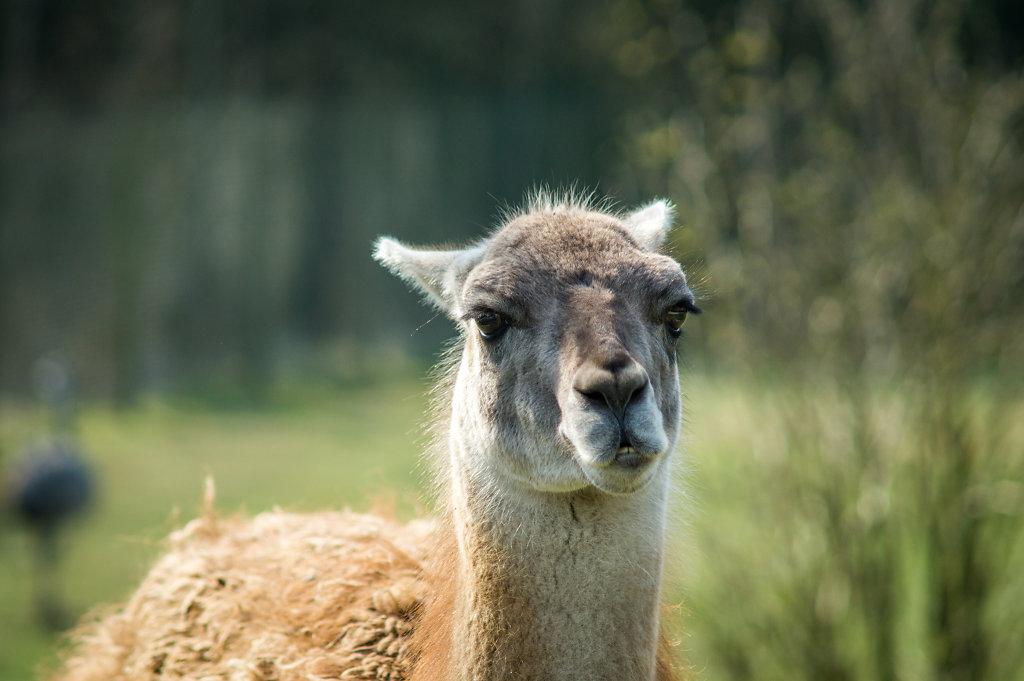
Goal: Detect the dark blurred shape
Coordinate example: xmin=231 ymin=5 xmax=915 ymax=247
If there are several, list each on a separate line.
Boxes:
xmin=5 ymin=437 xmax=95 ymax=630
xmin=3 ymin=357 xmax=95 ymax=630
xmin=9 ymin=438 xmax=93 ymax=532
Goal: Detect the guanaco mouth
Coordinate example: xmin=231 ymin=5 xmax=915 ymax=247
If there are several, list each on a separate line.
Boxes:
xmin=613 ymin=445 xmax=646 ymax=468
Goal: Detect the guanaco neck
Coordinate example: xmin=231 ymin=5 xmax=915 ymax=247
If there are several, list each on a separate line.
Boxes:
xmin=418 ymin=447 xmax=670 ymax=681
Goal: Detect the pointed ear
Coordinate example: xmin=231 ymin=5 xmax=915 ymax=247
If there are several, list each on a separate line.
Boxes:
xmin=624 ymin=200 xmax=674 ymax=251
xmin=373 ymin=237 xmax=486 ymax=315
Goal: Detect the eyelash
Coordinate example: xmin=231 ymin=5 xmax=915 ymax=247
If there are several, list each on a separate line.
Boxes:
xmin=663 ymin=299 xmax=702 ymax=337
xmin=473 ymin=310 xmax=508 ymax=340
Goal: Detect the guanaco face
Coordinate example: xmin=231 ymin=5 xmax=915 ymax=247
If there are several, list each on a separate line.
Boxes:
xmin=375 ymin=196 xmax=699 ymax=497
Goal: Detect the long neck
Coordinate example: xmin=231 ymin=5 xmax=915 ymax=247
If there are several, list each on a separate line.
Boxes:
xmin=416 ymin=445 xmax=670 ymax=681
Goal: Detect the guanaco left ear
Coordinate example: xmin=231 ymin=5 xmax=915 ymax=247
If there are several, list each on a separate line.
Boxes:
xmin=624 ymin=200 xmax=674 ymax=252
xmin=373 ymin=237 xmax=486 ymax=317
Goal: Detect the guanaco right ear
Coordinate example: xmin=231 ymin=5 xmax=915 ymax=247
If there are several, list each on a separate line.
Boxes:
xmin=624 ymin=200 xmax=674 ymax=252
xmin=373 ymin=237 xmax=486 ymax=316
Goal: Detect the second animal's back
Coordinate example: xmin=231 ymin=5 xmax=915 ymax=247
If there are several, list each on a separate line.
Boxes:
xmin=55 ymin=506 xmax=433 ymax=681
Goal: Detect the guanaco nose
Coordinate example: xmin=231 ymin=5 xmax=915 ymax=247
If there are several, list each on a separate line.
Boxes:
xmin=573 ymin=352 xmax=649 ymax=420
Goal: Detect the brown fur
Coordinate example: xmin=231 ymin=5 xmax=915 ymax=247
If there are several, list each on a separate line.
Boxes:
xmin=55 ymin=507 xmax=685 ymax=681
xmin=406 ymin=517 xmax=458 ymax=681
xmin=54 ymin=508 xmax=432 ymax=681
xmin=54 ymin=194 xmax=694 ymax=680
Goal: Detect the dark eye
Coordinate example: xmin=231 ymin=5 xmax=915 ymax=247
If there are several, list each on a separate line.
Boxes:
xmin=664 ymin=300 xmax=700 ymax=336
xmin=475 ymin=310 xmax=508 ymax=340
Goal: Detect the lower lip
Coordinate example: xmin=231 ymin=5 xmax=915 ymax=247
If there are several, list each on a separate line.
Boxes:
xmin=613 ymin=447 xmax=646 ymax=468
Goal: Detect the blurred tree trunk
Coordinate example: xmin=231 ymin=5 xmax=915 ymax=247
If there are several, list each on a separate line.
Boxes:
xmin=290 ymin=105 xmax=346 ymax=340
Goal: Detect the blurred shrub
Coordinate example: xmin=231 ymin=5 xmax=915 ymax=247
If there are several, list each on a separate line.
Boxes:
xmin=687 ymin=380 xmax=1024 ymax=681
xmin=593 ymin=0 xmax=1024 ymax=381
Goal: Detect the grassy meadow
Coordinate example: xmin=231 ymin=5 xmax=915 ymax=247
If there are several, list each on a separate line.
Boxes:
xmin=0 ymin=376 xmax=430 ymax=681
xmin=2 ymin=370 xmax=1022 ymax=681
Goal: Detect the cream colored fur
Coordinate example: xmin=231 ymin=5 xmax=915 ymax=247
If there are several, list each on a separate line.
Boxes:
xmin=378 ymin=192 xmax=696 ymax=680
xmin=54 ymin=192 xmax=698 ymax=681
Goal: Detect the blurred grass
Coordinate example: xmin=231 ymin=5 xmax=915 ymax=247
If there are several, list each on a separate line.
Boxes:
xmin=0 ymin=376 xmax=430 ymax=681
xmin=2 ymin=372 xmax=1022 ymax=680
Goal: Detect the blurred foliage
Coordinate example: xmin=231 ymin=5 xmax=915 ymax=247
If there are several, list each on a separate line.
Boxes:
xmin=686 ymin=378 xmax=1024 ymax=681
xmin=2 ymin=0 xmax=1022 ymax=392
xmin=595 ymin=0 xmax=1024 ymax=381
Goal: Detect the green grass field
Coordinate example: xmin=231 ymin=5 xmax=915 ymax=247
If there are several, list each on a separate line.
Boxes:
xmin=2 ymin=373 xmax=1021 ymax=681
xmin=0 ymin=377 xmax=432 ymax=681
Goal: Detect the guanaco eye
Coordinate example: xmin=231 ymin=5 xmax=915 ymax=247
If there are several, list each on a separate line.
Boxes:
xmin=475 ymin=310 xmax=508 ymax=340
xmin=664 ymin=300 xmax=700 ymax=336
